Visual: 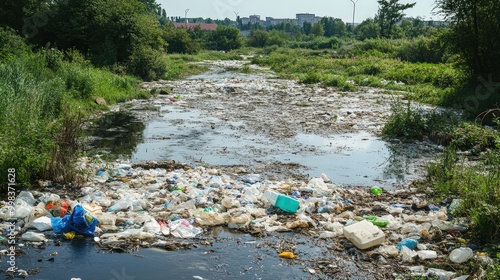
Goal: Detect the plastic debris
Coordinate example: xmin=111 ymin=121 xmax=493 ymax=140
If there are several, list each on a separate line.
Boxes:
xmin=343 ymin=220 xmax=385 ymax=250
xmin=397 ymin=238 xmax=419 ymax=250
xmin=169 ymin=219 xmax=202 ymax=238
xmin=30 ymin=216 xmax=53 ymax=231
xmin=278 ymin=252 xmax=296 ymax=259
xmin=21 ymin=231 xmax=48 ymax=242
xmin=51 ymin=204 xmax=98 ymax=236
xmin=370 ymin=186 xmax=383 ymax=195
xmin=449 ymin=247 xmax=473 ymax=264
xmin=417 ymin=250 xmax=438 ymax=260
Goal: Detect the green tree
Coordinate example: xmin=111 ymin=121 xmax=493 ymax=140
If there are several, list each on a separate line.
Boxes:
xmin=436 ymin=0 xmax=500 ymax=79
xmin=303 ymin=22 xmax=312 ymax=35
xmin=311 ymin=22 xmax=324 ymax=36
xmin=206 ymin=25 xmax=243 ymax=51
xmin=355 ymin=18 xmax=380 ymax=40
xmin=377 ymin=0 xmax=416 ymax=38
xmin=267 ymin=30 xmax=288 ymax=47
xmin=162 ymin=24 xmax=200 ymax=54
xmin=249 ymin=29 xmax=269 ymax=47
xmin=319 ymin=17 xmax=346 ymax=37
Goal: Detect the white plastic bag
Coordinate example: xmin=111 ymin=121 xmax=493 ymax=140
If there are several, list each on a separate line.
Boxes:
xmin=21 ymin=232 xmax=48 ymax=242
xmin=169 ymin=219 xmax=202 ymax=238
xmin=31 ymin=217 xmax=52 ymax=231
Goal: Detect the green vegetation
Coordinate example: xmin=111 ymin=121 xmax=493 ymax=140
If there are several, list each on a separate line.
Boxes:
xmin=376 ymin=0 xmax=416 ymax=38
xmin=0 ymin=32 xmax=148 ymax=187
xmin=252 ymin=46 xmax=459 ymax=105
xmin=436 ymin=0 xmax=500 ymax=79
xmin=427 ymin=145 xmax=500 ymax=242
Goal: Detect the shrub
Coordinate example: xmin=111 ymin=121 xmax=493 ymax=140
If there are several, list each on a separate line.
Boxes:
xmin=127 ymin=46 xmax=168 ymax=81
xmin=382 ymin=99 xmax=427 ymax=140
xmin=205 ymin=26 xmax=243 ymax=51
xmin=249 ymin=30 xmax=269 ymax=47
xmin=0 ymin=27 xmax=31 ymax=62
xmin=0 ymin=56 xmax=65 ymax=187
xmin=396 ymin=35 xmax=447 ymax=63
xmin=427 ymin=147 xmax=500 ymax=243
xmin=163 ymin=26 xmax=201 ymax=54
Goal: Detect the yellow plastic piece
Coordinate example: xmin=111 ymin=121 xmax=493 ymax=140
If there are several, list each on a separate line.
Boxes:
xmin=279 ymin=252 xmax=296 ymax=259
xmin=63 ymin=232 xmax=76 ymax=239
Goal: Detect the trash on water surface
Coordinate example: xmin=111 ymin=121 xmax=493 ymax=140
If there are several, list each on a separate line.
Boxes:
xmin=0 ymin=155 xmax=487 ymax=279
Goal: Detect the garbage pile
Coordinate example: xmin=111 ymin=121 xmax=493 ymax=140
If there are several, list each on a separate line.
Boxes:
xmin=1 ymin=157 xmax=491 ymax=279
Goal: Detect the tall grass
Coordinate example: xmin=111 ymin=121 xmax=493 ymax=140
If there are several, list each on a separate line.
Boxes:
xmin=252 ymin=48 xmax=460 ymax=105
xmin=427 ymin=147 xmax=500 ymax=243
xmin=0 ymin=55 xmax=64 ymax=185
xmin=0 ymin=48 xmax=147 ymax=188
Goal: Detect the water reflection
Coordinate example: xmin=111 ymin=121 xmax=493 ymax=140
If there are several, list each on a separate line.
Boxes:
xmin=85 ymin=111 xmax=145 ymax=158
xmin=86 ymin=108 xmax=431 ymax=188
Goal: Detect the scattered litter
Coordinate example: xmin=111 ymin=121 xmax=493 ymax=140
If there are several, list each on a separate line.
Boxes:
xmin=279 ymin=252 xmax=296 ymax=259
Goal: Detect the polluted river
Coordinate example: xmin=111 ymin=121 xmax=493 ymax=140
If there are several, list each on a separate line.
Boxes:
xmin=2 ymin=59 xmax=475 ymax=280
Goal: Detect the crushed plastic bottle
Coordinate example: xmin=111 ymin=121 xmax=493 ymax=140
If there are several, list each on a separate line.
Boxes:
xmin=397 ymin=238 xmax=419 ymax=250
xmin=449 ymin=247 xmax=473 ymax=264
xmin=417 ymin=250 xmax=438 ymax=260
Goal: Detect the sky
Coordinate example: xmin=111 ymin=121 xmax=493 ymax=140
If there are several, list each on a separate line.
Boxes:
xmin=157 ymin=0 xmax=444 ymax=23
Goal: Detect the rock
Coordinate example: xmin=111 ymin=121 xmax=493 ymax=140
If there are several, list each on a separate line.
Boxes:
xmin=95 ymin=97 xmax=107 ymax=105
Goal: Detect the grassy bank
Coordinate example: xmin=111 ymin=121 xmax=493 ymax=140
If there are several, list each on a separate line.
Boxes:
xmin=382 ymin=100 xmax=500 ymax=277
xmin=0 ymin=51 xmax=149 ymax=188
xmin=252 ymin=47 xmax=461 ymax=105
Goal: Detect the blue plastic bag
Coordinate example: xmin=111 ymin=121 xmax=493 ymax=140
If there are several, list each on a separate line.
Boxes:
xmin=51 ymin=204 xmax=98 ymax=236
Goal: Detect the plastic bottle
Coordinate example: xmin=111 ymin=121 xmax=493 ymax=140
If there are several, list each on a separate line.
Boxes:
xmin=318 ymin=206 xmax=335 ymax=213
xmin=397 ymin=238 xmax=419 ymax=250
xmin=370 ymin=186 xmax=383 ymax=195
xmin=449 ymin=247 xmax=473 ymax=264
xmin=363 ymin=216 xmax=389 ymax=227
xmin=109 ymin=200 xmax=131 ymax=212
xmin=417 ymin=250 xmax=438 ymax=260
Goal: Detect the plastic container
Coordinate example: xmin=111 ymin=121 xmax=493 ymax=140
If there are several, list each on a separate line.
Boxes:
xmin=275 ymin=195 xmax=300 ymax=213
xmin=449 ymin=247 xmax=473 ymax=264
xmin=417 ymin=250 xmax=438 ymax=260
xmin=262 ymin=190 xmax=279 ymax=205
xmin=397 ymin=238 xmax=419 ymax=250
xmin=262 ymin=190 xmax=299 ymax=213
xmin=108 ymin=200 xmax=131 ymax=212
xmin=343 ymin=220 xmax=385 ymax=250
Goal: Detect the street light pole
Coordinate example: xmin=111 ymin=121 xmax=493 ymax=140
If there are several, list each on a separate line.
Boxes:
xmin=185 ymin=8 xmax=190 ymax=27
xmin=350 ymin=0 xmax=358 ymax=32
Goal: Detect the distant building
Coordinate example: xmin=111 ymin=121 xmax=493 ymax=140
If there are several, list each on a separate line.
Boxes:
xmin=266 ymin=17 xmax=297 ymax=26
xmin=399 ymin=17 xmax=449 ymax=27
xmin=241 ymin=15 xmax=266 ymax=26
xmin=423 ymin=20 xmax=449 ymax=27
xmin=173 ymin=23 xmax=218 ymax=31
xmin=247 ymin=15 xmax=261 ymax=24
xmin=296 ymin=13 xmax=322 ymax=26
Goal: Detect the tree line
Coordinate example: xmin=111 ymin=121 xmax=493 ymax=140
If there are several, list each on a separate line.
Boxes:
xmin=1 ymin=0 xmax=498 ymax=81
